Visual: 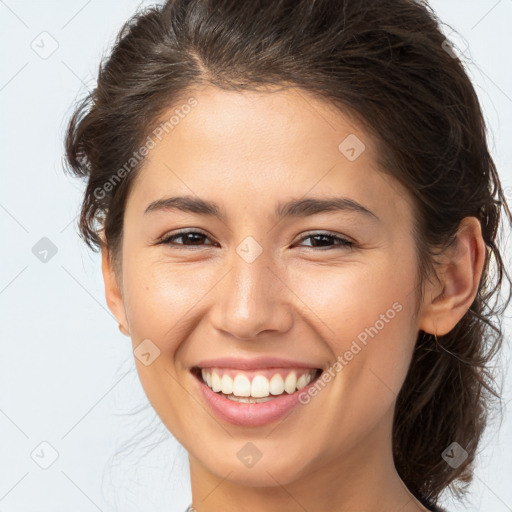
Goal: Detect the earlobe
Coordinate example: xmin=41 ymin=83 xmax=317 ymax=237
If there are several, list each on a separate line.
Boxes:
xmin=100 ymin=241 xmax=130 ymax=335
xmin=418 ymin=216 xmax=486 ymax=336
xmin=118 ymin=322 xmax=130 ymax=336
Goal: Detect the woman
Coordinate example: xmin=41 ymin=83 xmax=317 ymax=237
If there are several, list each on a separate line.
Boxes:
xmin=63 ymin=0 xmax=511 ymax=511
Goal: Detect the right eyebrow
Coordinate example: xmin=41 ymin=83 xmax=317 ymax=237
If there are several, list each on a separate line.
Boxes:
xmin=144 ymin=195 xmax=226 ymax=220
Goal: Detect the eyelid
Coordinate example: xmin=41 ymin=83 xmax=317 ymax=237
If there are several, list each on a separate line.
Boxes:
xmin=295 ymin=229 xmax=355 ymax=244
xmin=158 ymin=227 xmax=210 ymax=240
xmin=157 ymin=228 xmax=355 ymax=250
xmin=157 ymin=228 xmax=215 ymax=246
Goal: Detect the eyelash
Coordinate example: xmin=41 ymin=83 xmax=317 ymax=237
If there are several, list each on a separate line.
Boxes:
xmin=157 ymin=229 xmax=355 ymax=250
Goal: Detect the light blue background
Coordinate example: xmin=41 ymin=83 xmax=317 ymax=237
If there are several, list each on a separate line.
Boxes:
xmin=1 ymin=1 xmax=511 ymax=511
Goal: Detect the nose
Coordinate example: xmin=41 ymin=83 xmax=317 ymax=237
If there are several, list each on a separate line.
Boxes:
xmin=209 ymin=246 xmax=293 ymax=340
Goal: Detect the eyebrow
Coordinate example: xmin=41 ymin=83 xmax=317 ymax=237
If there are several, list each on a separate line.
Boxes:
xmin=144 ymin=195 xmax=379 ymax=222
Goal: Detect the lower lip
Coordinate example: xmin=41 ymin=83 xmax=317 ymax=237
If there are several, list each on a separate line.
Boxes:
xmin=193 ymin=371 xmax=321 ymax=427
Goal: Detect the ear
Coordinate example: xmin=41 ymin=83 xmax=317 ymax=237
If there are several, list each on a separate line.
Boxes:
xmin=418 ymin=216 xmax=487 ymax=336
xmin=100 ymin=234 xmax=130 ymax=336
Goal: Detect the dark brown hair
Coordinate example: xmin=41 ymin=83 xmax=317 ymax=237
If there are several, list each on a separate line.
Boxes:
xmin=63 ymin=0 xmax=512 ymax=508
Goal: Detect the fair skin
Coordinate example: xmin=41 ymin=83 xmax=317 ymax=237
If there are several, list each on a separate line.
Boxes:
xmin=101 ymin=85 xmax=486 ymax=512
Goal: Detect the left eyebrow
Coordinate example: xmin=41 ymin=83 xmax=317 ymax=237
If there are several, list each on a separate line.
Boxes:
xmin=143 ymin=195 xmax=380 ymax=222
xmin=275 ymin=196 xmax=380 ymax=222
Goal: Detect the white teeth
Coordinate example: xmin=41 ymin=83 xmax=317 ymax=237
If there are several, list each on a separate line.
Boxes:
xmin=269 ymin=374 xmax=285 ymax=395
xmin=233 ymin=374 xmax=251 ymax=397
xmin=225 ymin=394 xmax=275 ymax=403
xmin=284 ymin=372 xmax=297 ymax=394
xmin=251 ymin=375 xmax=270 ymax=398
xmin=211 ymin=371 xmax=222 ymax=392
xmin=199 ymin=368 xmax=318 ymax=398
xmin=221 ymin=374 xmax=233 ymax=395
xmin=296 ymin=373 xmax=309 ymax=390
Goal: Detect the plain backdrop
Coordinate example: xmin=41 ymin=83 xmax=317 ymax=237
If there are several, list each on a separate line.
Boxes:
xmin=1 ymin=1 xmax=511 ymax=511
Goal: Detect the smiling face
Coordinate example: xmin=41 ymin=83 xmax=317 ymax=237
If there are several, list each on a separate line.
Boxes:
xmin=102 ymin=84 xmax=434 ymax=507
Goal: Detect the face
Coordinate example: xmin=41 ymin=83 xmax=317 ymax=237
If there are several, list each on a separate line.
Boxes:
xmin=104 ymin=85 xmax=429 ymax=490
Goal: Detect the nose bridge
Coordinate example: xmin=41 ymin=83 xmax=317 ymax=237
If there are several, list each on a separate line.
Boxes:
xmin=211 ymin=236 xmax=291 ymax=339
xmin=231 ymin=240 xmax=272 ymax=308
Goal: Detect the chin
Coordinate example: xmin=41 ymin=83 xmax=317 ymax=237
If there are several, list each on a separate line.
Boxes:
xmin=201 ymin=451 xmax=313 ymax=488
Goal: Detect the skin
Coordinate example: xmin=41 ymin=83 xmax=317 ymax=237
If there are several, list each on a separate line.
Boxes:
xmin=102 ymin=85 xmax=486 ymax=512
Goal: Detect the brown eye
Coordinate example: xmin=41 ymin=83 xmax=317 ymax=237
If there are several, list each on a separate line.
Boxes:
xmin=295 ymin=232 xmax=355 ymax=250
xmin=159 ymin=230 xmax=216 ymax=248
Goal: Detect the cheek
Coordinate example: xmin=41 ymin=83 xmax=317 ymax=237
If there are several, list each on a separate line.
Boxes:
xmin=123 ymin=244 xmax=419 ymax=352
xmin=121 ymin=254 xmax=213 ymax=343
xmin=288 ymin=249 xmax=419 ymax=341
xmin=288 ymin=251 xmax=420 ymax=397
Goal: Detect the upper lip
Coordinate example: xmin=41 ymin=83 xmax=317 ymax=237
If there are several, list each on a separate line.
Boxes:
xmin=192 ymin=356 xmax=323 ymax=371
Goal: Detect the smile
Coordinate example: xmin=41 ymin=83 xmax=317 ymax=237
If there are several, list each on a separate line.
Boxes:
xmin=190 ymin=366 xmax=324 ymax=426
xmin=199 ymin=367 xmax=321 ymax=400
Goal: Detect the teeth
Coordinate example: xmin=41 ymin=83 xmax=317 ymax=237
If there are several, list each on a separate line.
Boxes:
xmin=221 ymin=374 xmax=233 ymax=395
xmin=269 ymin=374 xmax=285 ymax=395
xmin=296 ymin=373 xmax=309 ymax=390
xmin=199 ymin=368 xmax=318 ymax=398
xmin=224 ymin=394 xmax=275 ymax=403
xmin=233 ymin=374 xmax=251 ymax=397
xmin=284 ymin=372 xmax=297 ymax=394
xmin=251 ymin=375 xmax=269 ymax=398
xmin=211 ymin=371 xmax=222 ymax=392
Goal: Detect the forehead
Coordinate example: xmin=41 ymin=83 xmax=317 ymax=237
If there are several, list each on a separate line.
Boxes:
xmin=127 ymin=85 xmax=414 ymax=223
